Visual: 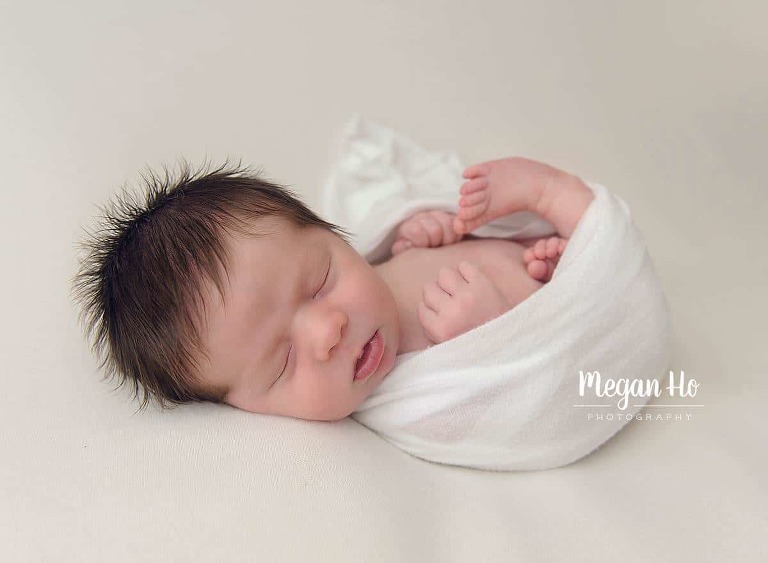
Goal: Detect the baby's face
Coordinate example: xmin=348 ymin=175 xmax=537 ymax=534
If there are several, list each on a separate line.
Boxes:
xmin=199 ymin=218 xmax=399 ymax=421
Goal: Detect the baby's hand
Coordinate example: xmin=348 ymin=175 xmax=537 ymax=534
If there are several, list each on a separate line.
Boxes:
xmin=391 ymin=210 xmax=463 ymax=255
xmin=418 ymin=261 xmax=510 ymax=345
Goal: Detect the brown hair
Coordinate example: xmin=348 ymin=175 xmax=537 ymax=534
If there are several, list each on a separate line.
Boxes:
xmin=73 ymin=161 xmax=351 ymax=410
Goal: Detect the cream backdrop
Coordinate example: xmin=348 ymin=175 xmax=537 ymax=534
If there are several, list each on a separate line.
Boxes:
xmin=1 ymin=1 xmax=766 ymax=561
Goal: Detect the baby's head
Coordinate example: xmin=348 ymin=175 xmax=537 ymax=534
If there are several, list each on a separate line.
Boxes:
xmin=74 ymin=163 xmax=399 ymax=421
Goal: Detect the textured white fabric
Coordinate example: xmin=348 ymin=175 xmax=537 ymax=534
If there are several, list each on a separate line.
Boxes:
xmin=322 ymin=117 xmax=672 ymax=471
xmin=321 ymin=114 xmax=558 ymax=264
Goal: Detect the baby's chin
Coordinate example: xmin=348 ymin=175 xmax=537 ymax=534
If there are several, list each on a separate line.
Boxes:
xmin=340 ymin=373 xmax=391 ymax=420
xmin=310 ymin=404 xmax=361 ymax=422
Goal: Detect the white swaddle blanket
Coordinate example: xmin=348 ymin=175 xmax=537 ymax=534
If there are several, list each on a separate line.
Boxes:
xmin=321 ymin=116 xmax=672 ymax=471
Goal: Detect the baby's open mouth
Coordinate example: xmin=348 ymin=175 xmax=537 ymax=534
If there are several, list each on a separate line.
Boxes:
xmin=353 ymin=330 xmax=384 ymax=382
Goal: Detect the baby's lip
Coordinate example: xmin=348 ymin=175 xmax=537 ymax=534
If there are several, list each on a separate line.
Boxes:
xmin=354 ymin=332 xmax=374 ymax=361
xmin=352 ymin=330 xmax=382 ymax=381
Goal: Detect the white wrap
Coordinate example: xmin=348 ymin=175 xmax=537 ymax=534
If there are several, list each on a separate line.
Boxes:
xmin=321 ymin=116 xmax=672 ymax=471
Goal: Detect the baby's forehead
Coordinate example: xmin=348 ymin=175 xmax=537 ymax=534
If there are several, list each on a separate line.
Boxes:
xmin=196 ymin=220 xmax=334 ymax=367
xmin=217 ymin=220 xmax=329 ymax=287
xmin=224 ymin=219 xmax=325 ymax=259
xmin=201 ymin=222 xmax=328 ymax=323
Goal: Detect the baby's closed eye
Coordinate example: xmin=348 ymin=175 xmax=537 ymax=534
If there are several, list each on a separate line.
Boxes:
xmin=274 ymin=257 xmax=331 ymax=384
xmin=273 ymin=343 xmax=292 ymax=387
xmin=313 ymin=257 xmax=331 ymax=298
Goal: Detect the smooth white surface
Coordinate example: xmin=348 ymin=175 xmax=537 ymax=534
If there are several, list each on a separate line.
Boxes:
xmin=1 ymin=1 xmax=766 ymax=561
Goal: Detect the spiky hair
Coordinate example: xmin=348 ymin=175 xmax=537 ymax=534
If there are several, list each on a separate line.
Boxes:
xmin=72 ymin=161 xmax=350 ymax=410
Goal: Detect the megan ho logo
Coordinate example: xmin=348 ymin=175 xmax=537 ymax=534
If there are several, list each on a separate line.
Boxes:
xmin=575 ymin=370 xmax=704 ymax=420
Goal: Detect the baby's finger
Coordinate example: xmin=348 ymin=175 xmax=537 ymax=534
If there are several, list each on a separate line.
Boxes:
xmin=400 ymin=220 xmax=430 ymax=248
xmin=421 ymin=281 xmax=449 ymax=312
xmin=436 ymin=266 xmax=465 ymax=296
xmin=420 ymin=215 xmax=445 ymax=247
xmin=453 ymin=216 xmax=467 ymax=236
xmin=457 ymin=260 xmax=485 ymax=283
xmin=432 ymin=211 xmax=462 ymax=245
xmin=391 ymin=238 xmax=412 ymax=255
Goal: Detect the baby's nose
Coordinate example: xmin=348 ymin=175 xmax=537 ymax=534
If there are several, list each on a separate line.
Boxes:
xmin=314 ymin=310 xmax=348 ymax=361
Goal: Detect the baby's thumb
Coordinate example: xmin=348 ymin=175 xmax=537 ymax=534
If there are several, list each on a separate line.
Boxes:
xmin=391 ymin=239 xmax=413 ymax=255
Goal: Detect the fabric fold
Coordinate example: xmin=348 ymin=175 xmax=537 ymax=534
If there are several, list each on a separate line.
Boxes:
xmin=322 ymin=116 xmax=671 ymax=471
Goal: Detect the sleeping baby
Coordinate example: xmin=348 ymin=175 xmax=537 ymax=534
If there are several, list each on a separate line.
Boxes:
xmin=75 ymin=156 xmax=593 ymax=422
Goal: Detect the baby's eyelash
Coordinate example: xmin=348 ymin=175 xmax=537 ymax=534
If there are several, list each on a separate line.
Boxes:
xmin=274 ymin=258 xmax=330 ymax=385
xmin=274 ymin=344 xmax=291 ymax=385
xmin=313 ymin=258 xmax=331 ymax=298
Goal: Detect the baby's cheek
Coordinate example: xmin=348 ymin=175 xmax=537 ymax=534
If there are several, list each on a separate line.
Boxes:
xmin=352 ymin=266 xmax=382 ymax=299
xmin=293 ymin=372 xmax=350 ymax=420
